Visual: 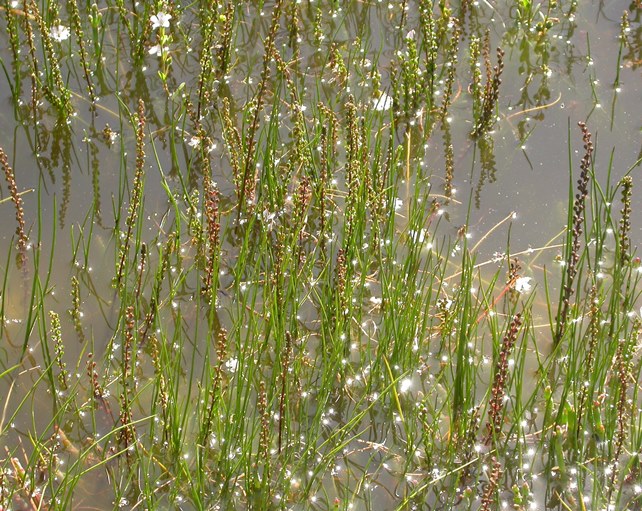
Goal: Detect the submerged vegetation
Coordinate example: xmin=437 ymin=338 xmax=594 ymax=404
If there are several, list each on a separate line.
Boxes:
xmin=0 ymin=1 xmax=642 ymax=509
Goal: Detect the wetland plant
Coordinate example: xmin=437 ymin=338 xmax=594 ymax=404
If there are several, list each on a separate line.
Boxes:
xmin=0 ymin=2 xmax=641 ymax=511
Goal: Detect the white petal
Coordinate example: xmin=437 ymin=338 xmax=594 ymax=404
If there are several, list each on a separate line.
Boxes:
xmin=514 ymin=277 xmax=532 ymax=293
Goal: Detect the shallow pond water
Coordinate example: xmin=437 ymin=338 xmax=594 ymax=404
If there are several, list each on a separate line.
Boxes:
xmin=0 ymin=1 xmax=641 ymax=510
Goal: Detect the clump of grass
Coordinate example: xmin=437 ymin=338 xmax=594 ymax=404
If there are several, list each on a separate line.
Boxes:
xmin=442 ymin=121 xmax=454 ymax=201
xmin=439 ymin=19 xmax=461 ymax=122
xmin=148 ymin=4 xmax=173 ymax=90
xmin=27 ymin=0 xmax=72 ymax=115
xmin=116 ymin=99 xmax=146 ymax=286
xmin=2 ymin=3 xmax=642 ymax=510
xmin=555 ymin=121 xmax=593 ymax=345
xmin=2 ymin=0 xmax=22 ymax=97
xmin=278 ymin=330 xmax=293 ymax=453
xmin=202 ymin=178 xmax=221 ymax=303
xmin=484 ymin=312 xmax=523 ymax=446
xmin=117 ymin=306 xmax=137 ymax=454
xmin=21 ymin=0 xmax=41 ymax=118
xmin=256 ymin=379 xmax=271 ymax=494
xmin=618 ymin=175 xmax=633 ymax=265
xmin=607 ymin=321 xmax=638 ymax=499
xmin=68 ymin=276 xmax=86 ymax=343
xmin=216 ymin=4 xmax=235 ymax=80
xmin=471 ymin=47 xmax=505 ymax=138
xmin=67 ymin=0 xmax=95 ymax=104
xmin=398 ymin=30 xmax=422 ymax=122
xmin=86 ymin=351 xmax=109 ymax=413
xmin=200 ymin=327 xmax=228 ymax=447
xmin=329 ymin=44 xmax=348 ymax=85
xmin=239 ymin=0 xmax=284 ymax=212
xmin=220 ymin=97 xmax=244 ymax=199
xmin=0 ymin=148 xmax=29 ymax=268
xmin=285 ymin=1 xmax=300 ymax=64
xmin=480 ymin=456 xmax=503 ymax=511
xmin=469 ymin=34 xmax=483 ymax=122
xmin=49 ymin=311 xmax=68 ymax=391
xmin=135 ymin=242 xmax=147 ymax=301
xmin=575 ymin=285 xmax=599 ymax=438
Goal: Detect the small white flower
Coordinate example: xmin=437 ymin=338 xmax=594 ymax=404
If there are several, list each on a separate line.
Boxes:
xmin=188 ymin=136 xmax=200 ymax=148
xmin=369 ymin=296 xmax=382 ymax=306
xmin=438 ymin=298 xmax=453 ymax=310
xmin=150 ymin=12 xmax=172 ymax=30
xmin=225 ymin=358 xmax=239 ymax=373
xmin=50 ymin=25 xmax=70 ymax=42
xmin=514 ymin=276 xmax=532 ymax=294
xmin=492 ymin=251 xmax=506 ymax=263
xmin=393 ymin=198 xmax=403 ymax=211
xmin=261 ymin=209 xmax=277 ymax=231
xmin=373 ymin=91 xmax=393 ymax=112
xmin=405 ymin=29 xmax=415 ymax=40
xmin=148 ymin=44 xmax=168 ymax=56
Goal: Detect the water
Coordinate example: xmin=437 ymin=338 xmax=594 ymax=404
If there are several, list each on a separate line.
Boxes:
xmin=0 ymin=1 xmax=641 ymax=509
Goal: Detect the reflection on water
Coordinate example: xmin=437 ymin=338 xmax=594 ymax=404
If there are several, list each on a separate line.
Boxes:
xmin=0 ymin=1 xmax=641 ymax=509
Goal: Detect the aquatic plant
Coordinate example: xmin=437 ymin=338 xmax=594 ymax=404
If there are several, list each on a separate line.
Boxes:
xmin=116 ymin=99 xmax=146 ymax=286
xmin=0 ymin=148 xmax=28 ymax=268
xmin=555 ymin=121 xmax=593 ymax=345
xmin=0 ymin=2 xmax=641 ymax=511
